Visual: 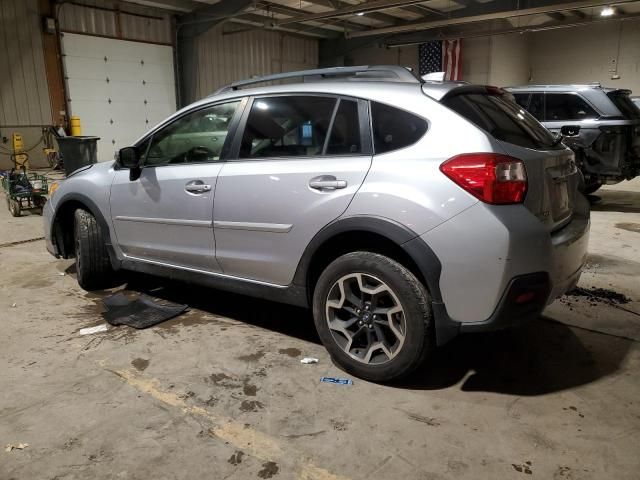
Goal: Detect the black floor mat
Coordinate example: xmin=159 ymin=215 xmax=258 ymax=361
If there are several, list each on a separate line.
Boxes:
xmin=102 ymin=292 xmax=188 ymax=329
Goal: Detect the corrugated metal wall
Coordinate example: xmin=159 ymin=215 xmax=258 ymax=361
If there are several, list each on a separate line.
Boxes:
xmin=0 ymin=0 xmax=52 ymax=126
xmin=58 ymin=0 xmax=173 ymax=45
xmin=194 ymin=24 xmax=318 ymax=99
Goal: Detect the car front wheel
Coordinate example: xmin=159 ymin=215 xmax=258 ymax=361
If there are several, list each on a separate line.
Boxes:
xmin=74 ymin=208 xmax=114 ymax=290
xmin=312 ymin=252 xmax=433 ymax=382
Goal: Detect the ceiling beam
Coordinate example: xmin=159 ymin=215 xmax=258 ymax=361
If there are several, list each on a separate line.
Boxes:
xmin=254 ymin=1 xmax=368 ymax=31
xmin=273 ymin=0 xmax=436 ymax=26
xmin=302 ymin=0 xmax=402 ymax=25
xmin=397 ymin=4 xmax=445 ymax=17
xmin=384 ymin=11 xmax=640 ymax=47
xmin=346 ymin=0 xmax=639 ymax=38
xmin=125 ymin=0 xmax=202 ymax=12
xmin=228 ymin=14 xmax=332 ymax=38
xmin=547 ymin=12 xmax=566 ymax=20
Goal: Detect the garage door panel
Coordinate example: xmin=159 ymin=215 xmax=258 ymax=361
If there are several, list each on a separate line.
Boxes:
xmin=140 ymin=62 xmax=173 ymax=80
xmin=107 ymin=60 xmax=145 ymax=82
xmin=65 ymin=58 xmax=107 ymax=80
xmin=62 ymin=32 xmax=176 ymax=160
xmin=67 ymin=78 xmax=109 ymax=102
xmin=142 ymin=82 xmax=176 ymax=103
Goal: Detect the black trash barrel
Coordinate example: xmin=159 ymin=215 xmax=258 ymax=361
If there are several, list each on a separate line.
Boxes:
xmin=56 ymin=136 xmax=100 ymax=176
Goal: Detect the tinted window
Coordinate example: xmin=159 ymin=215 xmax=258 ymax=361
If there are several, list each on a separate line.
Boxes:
xmin=443 ymin=93 xmax=562 ymax=150
xmin=528 ymin=93 xmax=544 ymax=121
xmin=144 ymin=101 xmax=240 ymax=166
xmin=512 ymin=93 xmax=529 ymax=109
xmin=545 ymin=93 xmax=598 ymax=121
xmin=371 ymin=102 xmax=427 ymax=154
xmin=607 ymin=91 xmax=640 ymax=119
xmin=326 ymin=99 xmax=361 ymax=155
xmin=239 ymin=96 xmax=336 ymax=158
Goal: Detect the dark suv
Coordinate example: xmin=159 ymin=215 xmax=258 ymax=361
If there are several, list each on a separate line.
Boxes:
xmin=506 ymin=84 xmax=640 ymax=193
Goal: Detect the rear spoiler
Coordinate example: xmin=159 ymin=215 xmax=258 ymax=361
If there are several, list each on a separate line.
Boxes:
xmin=606 ymin=89 xmax=633 ymax=96
xmin=435 ymin=85 xmax=509 ymax=102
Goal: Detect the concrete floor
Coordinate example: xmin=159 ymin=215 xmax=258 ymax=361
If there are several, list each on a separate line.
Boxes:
xmin=1 ymin=175 xmax=639 ymax=480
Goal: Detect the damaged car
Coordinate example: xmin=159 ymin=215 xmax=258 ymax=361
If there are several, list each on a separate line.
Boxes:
xmin=506 ymin=84 xmax=640 ymax=193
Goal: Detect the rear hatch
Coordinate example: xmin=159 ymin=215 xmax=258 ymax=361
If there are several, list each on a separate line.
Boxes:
xmin=603 ymin=89 xmax=640 ymax=170
xmin=438 ymin=86 xmax=579 ymax=232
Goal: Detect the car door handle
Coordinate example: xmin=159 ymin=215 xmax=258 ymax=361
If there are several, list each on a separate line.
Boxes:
xmin=185 ymin=181 xmax=211 ymax=194
xmin=309 ymin=177 xmax=348 ymax=190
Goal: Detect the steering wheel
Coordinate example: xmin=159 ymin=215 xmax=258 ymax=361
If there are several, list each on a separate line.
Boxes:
xmin=184 ymin=145 xmax=216 ymax=162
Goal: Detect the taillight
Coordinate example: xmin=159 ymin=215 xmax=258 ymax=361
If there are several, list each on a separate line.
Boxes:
xmin=440 ymin=153 xmax=527 ymax=204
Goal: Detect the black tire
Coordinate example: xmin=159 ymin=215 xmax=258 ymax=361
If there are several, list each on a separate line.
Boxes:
xmin=74 ymin=208 xmax=114 ymax=290
xmin=583 ymin=181 xmax=602 ymax=195
xmin=312 ymin=252 xmax=433 ymax=382
xmin=9 ymin=198 xmax=21 ymax=217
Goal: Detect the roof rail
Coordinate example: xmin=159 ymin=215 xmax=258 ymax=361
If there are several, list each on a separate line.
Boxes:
xmin=211 ymin=65 xmax=420 ymax=95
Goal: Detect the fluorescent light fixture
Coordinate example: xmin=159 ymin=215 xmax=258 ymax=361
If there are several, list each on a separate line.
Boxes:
xmin=601 ymin=6 xmax=615 ymax=16
xmin=356 ymin=12 xmax=365 ymax=16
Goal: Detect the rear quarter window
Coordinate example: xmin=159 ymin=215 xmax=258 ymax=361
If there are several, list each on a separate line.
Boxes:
xmin=371 ymin=102 xmax=428 ymax=154
xmin=607 ymin=91 xmax=640 ymax=119
xmin=442 ymin=92 xmax=563 ymax=150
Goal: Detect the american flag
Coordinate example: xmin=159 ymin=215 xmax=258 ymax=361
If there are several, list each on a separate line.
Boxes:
xmin=418 ymin=39 xmax=462 ymax=81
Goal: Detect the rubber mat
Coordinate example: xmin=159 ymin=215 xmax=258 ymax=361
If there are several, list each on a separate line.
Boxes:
xmin=102 ymin=292 xmax=188 ymax=329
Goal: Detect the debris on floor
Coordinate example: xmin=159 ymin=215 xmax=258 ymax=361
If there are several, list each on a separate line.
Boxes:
xmin=5 ymin=443 xmax=29 ymax=452
xmin=300 ymin=357 xmax=319 ymax=364
xmin=320 ymin=376 xmax=353 ymax=385
xmin=102 ymin=292 xmax=188 ymax=329
xmin=563 ymin=286 xmax=631 ymax=305
xmin=79 ymin=324 xmax=109 ymax=335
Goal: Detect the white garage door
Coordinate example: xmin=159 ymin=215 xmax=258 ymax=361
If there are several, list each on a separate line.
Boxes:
xmin=61 ymin=32 xmax=176 ymax=161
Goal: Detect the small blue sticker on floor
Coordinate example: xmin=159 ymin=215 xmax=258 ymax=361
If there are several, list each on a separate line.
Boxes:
xmin=320 ymin=376 xmax=353 ymax=385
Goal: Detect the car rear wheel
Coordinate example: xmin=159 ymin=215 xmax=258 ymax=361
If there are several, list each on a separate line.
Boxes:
xmin=312 ymin=252 xmax=433 ymax=382
xmin=74 ymin=208 xmax=114 ymax=290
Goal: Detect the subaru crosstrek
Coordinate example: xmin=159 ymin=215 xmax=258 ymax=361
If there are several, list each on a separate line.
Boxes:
xmin=44 ymin=66 xmax=590 ymax=382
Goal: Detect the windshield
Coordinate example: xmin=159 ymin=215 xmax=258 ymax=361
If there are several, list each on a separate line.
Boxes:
xmin=607 ymin=91 xmax=640 ymax=119
xmin=442 ymin=92 xmax=564 ymax=150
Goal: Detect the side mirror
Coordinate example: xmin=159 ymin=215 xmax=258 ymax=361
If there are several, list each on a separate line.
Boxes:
xmin=561 ymin=125 xmax=581 ymax=137
xmin=118 ymin=146 xmax=140 ymax=169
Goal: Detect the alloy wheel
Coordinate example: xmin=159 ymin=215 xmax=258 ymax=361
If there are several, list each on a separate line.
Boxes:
xmin=325 ymin=273 xmax=406 ymax=365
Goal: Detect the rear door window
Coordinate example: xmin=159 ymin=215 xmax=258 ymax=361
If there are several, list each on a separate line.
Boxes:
xmin=443 ymin=92 xmax=562 ymax=150
xmin=512 ymin=93 xmax=530 ymax=109
xmin=371 ymin=102 xmax=428 ymax=154
xmin=326 ymin=99 xmax=362 ymax=155
xmin=545 ymin=93 xmax=599 ymax=121
xmin=239 ymin=96 xmax=336 ymax=159
xmin=528 ymin=93 xmax=545 ymax=121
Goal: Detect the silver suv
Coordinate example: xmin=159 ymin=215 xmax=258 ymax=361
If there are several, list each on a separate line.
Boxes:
xmin=506 ymin=84 xmax=640 ymax=193
xmin=44 ymin=66 xmax=590 ymax=382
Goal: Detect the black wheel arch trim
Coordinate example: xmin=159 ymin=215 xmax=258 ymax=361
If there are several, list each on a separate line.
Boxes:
xmin=292 ymin=215 xmax=460 ymax=345
xmin=52 ymin=192 xmax=121 ymax=270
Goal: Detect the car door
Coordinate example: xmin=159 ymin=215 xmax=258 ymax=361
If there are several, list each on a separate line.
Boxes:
xmin=213 ymin=94 xmax=373 ymax=285
xmin=110 ymin=99 xmax=244 ymax=272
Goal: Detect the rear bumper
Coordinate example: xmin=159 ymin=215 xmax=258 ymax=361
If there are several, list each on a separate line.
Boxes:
xmin=419 ymin=195 xmax=590 ymax=335
xmin=460 ymin=272 xmax=551 ymax=332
